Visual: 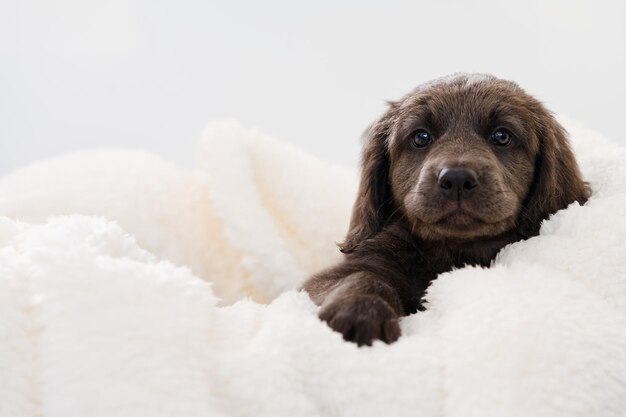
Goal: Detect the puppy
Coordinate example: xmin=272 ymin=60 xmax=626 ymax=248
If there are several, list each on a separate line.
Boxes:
xmin=303 ymin=73 xmax=590 ymax=346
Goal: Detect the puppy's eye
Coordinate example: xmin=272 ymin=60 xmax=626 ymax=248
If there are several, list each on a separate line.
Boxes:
xmin=489 ymin=128 xmax=512 ymax=146
xmin=412 ymin=129 xmax=433 ymax=148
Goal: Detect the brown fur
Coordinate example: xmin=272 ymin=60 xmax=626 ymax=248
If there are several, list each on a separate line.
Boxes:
xmin=302 ymin=74 xmax=590 ymax=346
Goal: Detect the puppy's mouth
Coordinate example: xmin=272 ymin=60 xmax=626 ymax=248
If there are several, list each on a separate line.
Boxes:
xmin=415 ymin=205 xmax=516 ymax=240
xmin=436 ymin=209 xmax=484 ymax=230
xmin=408 ymin=189 xmax=519 ymax=240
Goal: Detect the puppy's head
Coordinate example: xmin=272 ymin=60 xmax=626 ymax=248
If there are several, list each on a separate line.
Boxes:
xmin=341 ymin=73 xmax=590 ymax=252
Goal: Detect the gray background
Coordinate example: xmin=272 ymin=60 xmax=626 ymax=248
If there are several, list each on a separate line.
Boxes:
xmin=1 ymin=0 xmax=624 ymax=174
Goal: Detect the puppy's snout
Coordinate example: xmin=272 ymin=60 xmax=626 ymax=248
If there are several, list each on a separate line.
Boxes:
xmin=438 ymin=168 xmax=478 ymax=200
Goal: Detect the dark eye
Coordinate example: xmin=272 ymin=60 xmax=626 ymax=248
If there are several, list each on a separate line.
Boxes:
xmin=490 ymin=128 xmax=512 ymax=146
xmin=412 ymin=129 xmax=433 ymax=148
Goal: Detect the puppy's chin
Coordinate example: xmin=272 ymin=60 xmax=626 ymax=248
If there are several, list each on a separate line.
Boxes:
xmin=410 ymin=214 xmax=516 ymax=241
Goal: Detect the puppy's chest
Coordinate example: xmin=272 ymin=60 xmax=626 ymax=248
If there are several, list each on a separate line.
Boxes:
xmin=398 ymin=248 xmax=495 ymax=313
xmin=408 ymin=245 xmax=496 ymax=279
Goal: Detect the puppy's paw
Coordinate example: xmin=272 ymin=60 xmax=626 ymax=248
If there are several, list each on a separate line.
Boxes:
xmin=319 ymin=294 xmax=401 ymax=346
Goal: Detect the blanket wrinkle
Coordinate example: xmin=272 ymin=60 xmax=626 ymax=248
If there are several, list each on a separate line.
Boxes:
xmin=197 ymin=122 xmax=302 ymax=302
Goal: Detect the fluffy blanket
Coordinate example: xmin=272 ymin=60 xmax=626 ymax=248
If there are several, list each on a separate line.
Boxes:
xmin=1 ymin=119 xmax=626 ymax=417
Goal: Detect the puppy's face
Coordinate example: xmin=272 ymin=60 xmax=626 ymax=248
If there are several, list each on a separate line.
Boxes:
xmin=340 ymin=73 xmax=589 ymax=252
xmin=387 ymin=75 xmax=537 ymax=240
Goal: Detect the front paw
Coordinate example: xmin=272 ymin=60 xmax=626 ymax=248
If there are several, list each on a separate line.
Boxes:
xmin=319 ymin=294 xmax=401 ymax=346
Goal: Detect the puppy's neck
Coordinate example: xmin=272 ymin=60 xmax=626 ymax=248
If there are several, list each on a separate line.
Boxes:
xmin=415 ymin=229 xmax=521 ymax=271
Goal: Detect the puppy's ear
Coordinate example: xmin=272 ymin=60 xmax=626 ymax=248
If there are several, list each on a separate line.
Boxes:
xmin=517 ymin=112 xmax=591 ymax=237
xmin=339 ymin=105 xmax=397 ymax=253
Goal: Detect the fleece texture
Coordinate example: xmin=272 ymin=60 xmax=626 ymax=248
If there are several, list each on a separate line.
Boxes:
xmin=0 ymin=118 xmax=625 ymax=417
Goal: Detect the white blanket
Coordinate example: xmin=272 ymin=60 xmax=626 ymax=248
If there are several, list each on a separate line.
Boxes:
xmin=1 ymin=119 xmax=626 ymax=417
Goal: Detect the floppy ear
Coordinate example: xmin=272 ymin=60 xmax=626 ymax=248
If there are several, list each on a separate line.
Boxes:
xmin=517 ymin=113 xmax=591 ymax=237
xmin=339 ymin=107 xmax=397 ymax=253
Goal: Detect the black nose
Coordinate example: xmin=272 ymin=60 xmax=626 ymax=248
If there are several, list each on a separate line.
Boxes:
xmin=438 ymin=168 xmax=479 ymax=200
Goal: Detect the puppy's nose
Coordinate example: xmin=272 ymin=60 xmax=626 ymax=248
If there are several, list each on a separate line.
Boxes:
xmin=438 ymin=168 xmax=479 ymax=200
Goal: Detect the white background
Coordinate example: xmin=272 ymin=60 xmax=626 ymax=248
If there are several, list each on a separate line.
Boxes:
xmin=1 ymin=0 xmax=624 ymax=174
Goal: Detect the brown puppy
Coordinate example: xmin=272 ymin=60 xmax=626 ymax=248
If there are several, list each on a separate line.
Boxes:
xmin=303 ymin=73 xmax=590 ymax=346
